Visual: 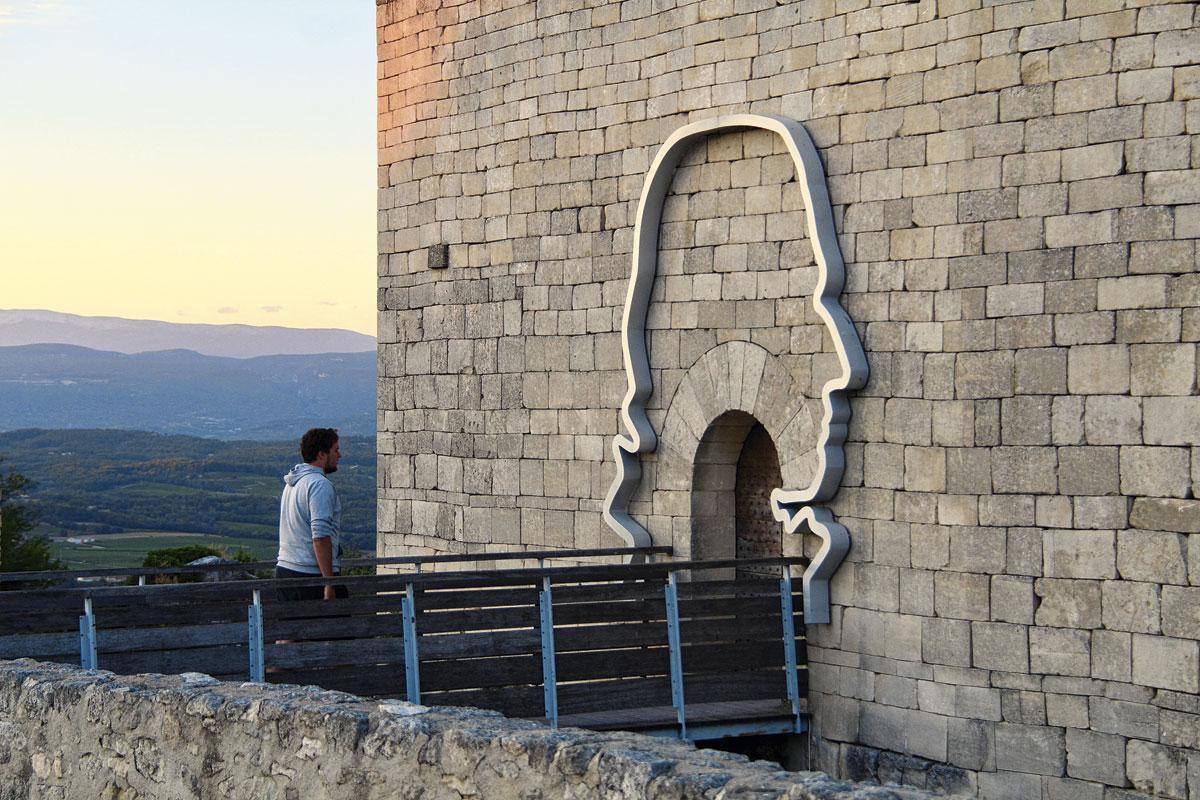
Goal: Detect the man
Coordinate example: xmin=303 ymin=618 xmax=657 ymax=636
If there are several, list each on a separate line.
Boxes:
xmin=276 ymin=427 xmax=346 ymax=601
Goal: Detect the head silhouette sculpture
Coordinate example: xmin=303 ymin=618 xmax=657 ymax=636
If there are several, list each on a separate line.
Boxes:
xmin=602 ymin=114 xmax=868 ymax=623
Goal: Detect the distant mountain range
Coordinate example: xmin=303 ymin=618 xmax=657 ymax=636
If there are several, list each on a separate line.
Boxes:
xmin=0 ymin=309 xmax=375 ymax=358
xmin=0 ymin=344 xmax=375 ymax=440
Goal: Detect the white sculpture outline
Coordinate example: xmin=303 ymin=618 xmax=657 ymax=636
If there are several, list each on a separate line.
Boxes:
xmin=601 ymin=114 xmax=869 ymax=623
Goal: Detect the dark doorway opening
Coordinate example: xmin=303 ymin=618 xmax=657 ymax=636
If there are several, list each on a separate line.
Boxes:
xmin=735 ymin=421 xmax=784 ymax=579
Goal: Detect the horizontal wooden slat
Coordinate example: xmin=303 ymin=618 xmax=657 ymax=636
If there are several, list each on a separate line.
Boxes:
xmin=0 ymin=630 xmax=80 ymax=660
xmin=415 ymin=586 xmax=539 ymax=612
xmin=420 ymin=654 xmax=541 ymax=691
xmin=679 ymin=641 xmax=786 ymax=674
xmin=684 ymin=669 xmax=789 ymax=705
xmin=0 ymin=591 xmax=88 ymax=614
xmin=558 ymin=675 xmax=674 ymax=715
xmin=265 ymin=637 xmax=405 ymax=669
xmin=553 ymin=597 xmax=666 ymax=626
xmin=551 ymin=614 xmax=786 ymax=652
xmin=262 ymin=594 xmax=403 ymax=621
xmin=418 ymin=629 xmax=540 ymax=660
xmin=264 ymin=613 xmax=405 ymax=642
xmin=100 ymin=644 xmax=246 ymax=677
xmin=418 ymin=604 xmax=537 ymax=634
xmin=97 ymin=622 xmax=246 ymax=654
xmin=555 ymin=646 xmax=672 ymax=682
xmin=97 ymin=601 xmax=250 ymax=628
xmin=420 ymin=684 xmax=544 ymax=718
xmin=556 ymin=698 xmax=794 ymax=732
xmin=0 ymin=609 xmax=82 ymax=636
xmin=676 ymin=579 xmax=783 ymax=600
xmin=551 ymin=580 xmax=665 ymax=605
xmin=555 ymin=620 xmax=669 ymax=651
xmin=678 ymin=613 xmax=784 ymax=643
xmin=265 ymin=665 xmax=406 ymax=697
xmin=677 ymin=595 xmax=782 ymax=619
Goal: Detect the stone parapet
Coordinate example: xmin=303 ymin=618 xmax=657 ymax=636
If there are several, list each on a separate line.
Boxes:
xmin=0 ymin=659 xmax=934 ymax=800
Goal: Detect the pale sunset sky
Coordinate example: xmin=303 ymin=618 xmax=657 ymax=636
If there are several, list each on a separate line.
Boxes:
xmin=0 ymin=1 xmax=378 ymax=335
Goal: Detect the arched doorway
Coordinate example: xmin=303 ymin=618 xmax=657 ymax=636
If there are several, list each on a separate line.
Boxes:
xmin=735 ymin=422 xmax=784 ymax=578
xmin=690 ymin=411 xmax=783 ymax=576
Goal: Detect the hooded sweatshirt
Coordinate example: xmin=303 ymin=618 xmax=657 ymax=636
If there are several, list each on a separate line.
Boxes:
xmin=277 ymin=463 xmax=341 ymax=574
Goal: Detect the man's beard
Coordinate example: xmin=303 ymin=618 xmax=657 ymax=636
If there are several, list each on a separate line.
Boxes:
xmin=324 ymin=465 xmax=338 ymax=474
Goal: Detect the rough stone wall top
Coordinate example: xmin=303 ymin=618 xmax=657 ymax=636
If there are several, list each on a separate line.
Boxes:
xmin=377 ymin=0 xmax=1200 ymax=797
xmin=0 ymin=659 xmax=937 ymax=800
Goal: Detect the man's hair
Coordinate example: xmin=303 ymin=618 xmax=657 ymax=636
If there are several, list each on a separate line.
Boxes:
xmin=300 ymin=428 xmax=339 ymax=463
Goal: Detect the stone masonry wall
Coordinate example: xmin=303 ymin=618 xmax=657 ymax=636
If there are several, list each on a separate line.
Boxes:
xmin=0 ymin=659 xmax=937 ymax=800
xmin=377 ymin=0 xmax=1200 ymax=797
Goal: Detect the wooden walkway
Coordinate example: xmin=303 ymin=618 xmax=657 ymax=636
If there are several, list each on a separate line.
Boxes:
xmin=0 ymin=548 xmax=808 ymax=741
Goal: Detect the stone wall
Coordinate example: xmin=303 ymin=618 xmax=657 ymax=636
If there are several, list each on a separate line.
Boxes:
xmin=376 ymin=0 xmax=1200 ymax=797
xmin=0 ymin=659 xmax=938 ymax=800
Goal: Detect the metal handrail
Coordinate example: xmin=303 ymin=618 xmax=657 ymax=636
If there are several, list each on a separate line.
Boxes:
xmin=0 ymin=545 xmax=674 ymax=584
xmin=1 ymin=554 xmax=808 ymax=599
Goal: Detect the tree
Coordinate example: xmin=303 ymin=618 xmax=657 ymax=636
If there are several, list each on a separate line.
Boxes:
xmin=0 ymin=460 xmax=63 ymax=573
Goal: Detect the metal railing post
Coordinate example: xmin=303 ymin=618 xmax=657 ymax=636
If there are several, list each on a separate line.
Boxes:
xmin=402 ymin=582 xmax=421 ymax=703
xmin=248 ymin=589 xmax=265 ymax=682
xmin=78 ymin=596 xmax=97 ymax=669
xmin=538 ymin=575 xmax=559 ymax=728
xmin=664 ymin=570 xmax=687 ymax=739
xmin=780 ymin=567 xmax=803 ymax=732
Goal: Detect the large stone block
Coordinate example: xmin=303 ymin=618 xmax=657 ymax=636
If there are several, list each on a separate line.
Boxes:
xmin=1044 ymin=529 xmax=1116 ymax=579
xmin=1102 ymin=580 xmax=1161 ymax=634
xmin=1036 ymin=579 xmax=1102 ymax=628
xmin=992 ymin=446 xmax=1057 ymax=494
xmin=1127 ymin=739 xmax=1190 ymax=800
xmin=1144 ymin=397 xmax=1200 ymax=446
xmin=995 ymin=723 xmax=1065 ymax=776
xmin=1068 ymin=344 xmax=1130 ymax=394
xmin=1090 ymin=696 xmax=1159 ymax=740
xmin=1132 ymin=633 xmax=1200 ymax=692
xmin=922 ymin=616 xmax=972 ymax=667
xmin=935 ymin=571 xmax=991 ymax=621
xmin=1118 ymin=529 xmax=1188 ymax=584
xmin=973 ymin=622 xmax=1030 ymax=673
xmin=1030 ymin=627 xmax=1091 ymax=677
xmin=1066 ymin=728 xmax=1127 ymax=786
xmin=1161 ymin=586 xmax=1200 ymax=639
xmin=1130 ymin=498 xmax=1200 ymax=533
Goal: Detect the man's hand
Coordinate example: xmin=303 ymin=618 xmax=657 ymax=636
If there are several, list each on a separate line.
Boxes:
xmin=313 ymin=536 xmax=337 ymax=601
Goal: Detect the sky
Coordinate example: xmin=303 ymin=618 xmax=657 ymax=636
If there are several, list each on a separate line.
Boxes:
xmin=0 ymin=0 xmax=378 ymax=335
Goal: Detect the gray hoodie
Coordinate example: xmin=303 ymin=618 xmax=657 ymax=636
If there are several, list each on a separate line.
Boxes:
xmin=277 ymin=463 xmax=341 ymax=574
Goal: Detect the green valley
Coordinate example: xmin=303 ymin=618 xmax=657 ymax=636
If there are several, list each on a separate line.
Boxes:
xmin=0 ymin=429 xmax=377 ymax=567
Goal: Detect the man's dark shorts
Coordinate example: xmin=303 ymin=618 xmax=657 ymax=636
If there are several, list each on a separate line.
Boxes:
xmin=274 ymin=565 xmax=349 ymax=602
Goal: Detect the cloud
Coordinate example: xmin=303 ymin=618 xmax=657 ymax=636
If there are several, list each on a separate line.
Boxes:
xmin=0 ymin=1 xmax=72 ymax=32
xmin=216 ymin=307 xmax=238 ymax=314
xmin=261 ymin=305 xmax=283 ymax=313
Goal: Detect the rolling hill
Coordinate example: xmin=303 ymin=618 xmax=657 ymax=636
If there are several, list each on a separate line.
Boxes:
xmin=0 ymin=344 xmax=376 ymax=440
xmin=0 ymin=309 xmax=375 ymax=358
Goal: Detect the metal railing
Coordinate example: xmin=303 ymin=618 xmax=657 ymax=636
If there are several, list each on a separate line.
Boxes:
xmin=0 ymin=545 xmax=674 ymax=585
xmin=1 ymin=548 xmax=809 ymax=741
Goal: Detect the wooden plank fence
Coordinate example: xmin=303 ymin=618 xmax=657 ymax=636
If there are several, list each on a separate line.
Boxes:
xmin=0 ymin=548 xmax=809 ymax=740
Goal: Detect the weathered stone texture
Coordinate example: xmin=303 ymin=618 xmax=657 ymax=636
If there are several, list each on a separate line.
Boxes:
xmin=378 ymin=0 xmax=1200 ymax=797
xmin=0 ymin=660 xmax=934 ymax=800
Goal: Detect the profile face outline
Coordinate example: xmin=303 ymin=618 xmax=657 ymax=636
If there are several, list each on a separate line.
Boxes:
xmin=601 ymin=113 xmax=868 ymax=623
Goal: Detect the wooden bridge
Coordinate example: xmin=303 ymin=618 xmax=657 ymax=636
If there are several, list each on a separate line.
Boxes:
xmin=0 ymin=547 xmax=809 ymax=741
